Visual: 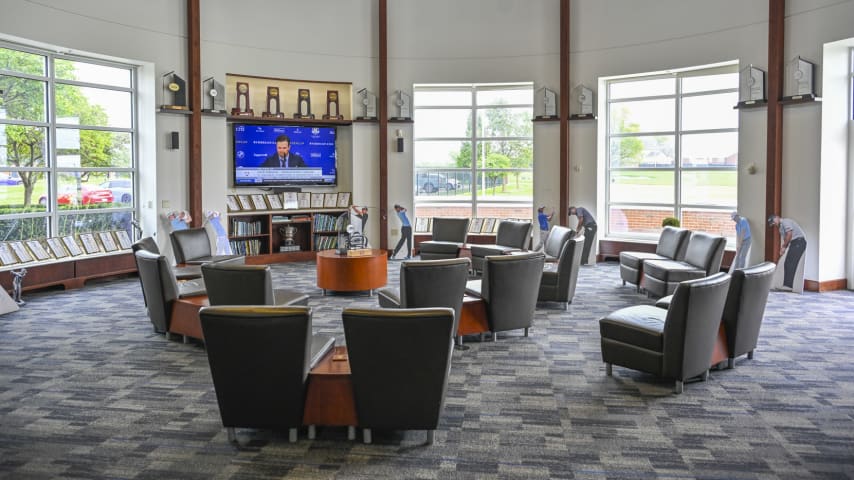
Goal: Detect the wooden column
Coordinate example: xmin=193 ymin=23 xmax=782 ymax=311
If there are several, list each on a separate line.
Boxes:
xmin=765 ymin=0 xmax=784 ymax=261
xmin=559 ymin=0 xmax=570 ymax=225
xmin=187 ymin=0 xmax=202 ymax=227
xmin=379 ymin=0 xmax=389 ymax=251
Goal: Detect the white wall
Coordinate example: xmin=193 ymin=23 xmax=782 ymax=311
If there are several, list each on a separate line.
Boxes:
xmin=3 ymin=0 xmax=853 ymax=284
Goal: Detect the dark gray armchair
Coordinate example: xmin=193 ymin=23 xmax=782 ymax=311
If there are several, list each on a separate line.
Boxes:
xmin=465 ymin=251 xmax=545 ymax=340
xmin=599 ymin=272 xmax=731 ymax=393
xmin=642 ymin=232 xmax=727 ymax=298
xmin=721 ymin=262 xmax=776 ymax=368
xmin=619 ymin=227 xmax=691 ymax=292
xmin=342 ymin=307 xmax=455 ymax=445
xmin=201 ymin=262 xmax=309 ymax=307
xmin=170 ymin=227 xmax=243 ymax=265
xmin=133 ymin=236 xmax=202 ymax=280
xmin=538 ymin=236 xmax=583 ymax=309
xmin=134 ymin=250 xmax=206 ymax=336
xmin=470 ymin=220 xmax=533 ymax=273
xmin=377 ymin=257 xmax=471 ymax=344
xmin=418 ymin=218 xmax=470 ymax=260
xmin=199 ymin=305 xmax=335 ymax=443
xmin=542 ymin=225 xmax=574 ymax=263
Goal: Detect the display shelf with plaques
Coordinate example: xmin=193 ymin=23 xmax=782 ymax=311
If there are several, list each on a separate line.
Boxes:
xmin=780 ymin=95 xmax=821 ymax=106
xmin=225 ymin=73 xmax=354 ymax=125
xmin=227 ymin=207 xmax=349 ymax=264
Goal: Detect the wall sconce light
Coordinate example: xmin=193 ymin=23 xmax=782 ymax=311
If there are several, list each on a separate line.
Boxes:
xmin=746 ymin=162 xmax=757 ymax=175
xmin=395 ymin=129 xmax=404 ymax=153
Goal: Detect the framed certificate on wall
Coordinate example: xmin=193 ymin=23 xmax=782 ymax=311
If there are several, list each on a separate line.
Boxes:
xmin=9 ymin=241 xmax=33 ymax=263
xmin=62 ymin=236 xmax=84 ymax=257
xmin=0 ymin=243 xmax=19 ymax=266
xmin=115 ymin=230 xmax=133 ymax=250
xmin=98 ymin=232 xmax=119 ymax=253
xmin=266 ymin=193 xmax=283 ymax=210
xmin=79 ymin=233 xmax=101 ymax=255
xmin=46 ymin=238 xmax=69 ymax=259
xmin=25 ymin=240 xmax=51 ymax=261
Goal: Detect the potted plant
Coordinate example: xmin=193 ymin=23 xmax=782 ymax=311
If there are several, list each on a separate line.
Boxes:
xmin=661 ymin=217 xmax=680 ymax=228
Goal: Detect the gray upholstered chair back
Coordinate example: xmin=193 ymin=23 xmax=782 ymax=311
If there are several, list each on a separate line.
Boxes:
xmin=655 ymin=227 xmax=691 ymax=260
xmin=132 ymin=237 xmax=160 ymax=255
xmin=722 ymin=262 xmax=776 ymax=360
xmin=482 ymin=251 xmax=545 ymax=333
xmin=495 ymin=220 xmax=533 ymax=250
xmin=543 ymin=226 xmax=573 ymax=259
xmin=399 ymin=257 xmax=471 ymax=335
xmin=555 ymin=236 xmax=584 ymax=301
xmin=199 ymin=306 xmax=312 ymax=430
xmin=682 ymin=232 xmax=727 ymax=274
xmin=202 ymin=262 xmax=275 ymax=305
xmin=662 ymin=272 xmax=731 ymax=380
xmin=170 ymin=228 xmax=211 ymax=264
xmin=342 ymin=307 xmax=454 ymax=432
xmin=134 ymin=250 xmax=180 ymax=333
xmin=431 ymin=218 xmax=470 ymax=243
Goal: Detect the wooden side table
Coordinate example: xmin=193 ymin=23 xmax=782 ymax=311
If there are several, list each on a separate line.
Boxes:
xmin=303 ymin=346 xmax=358 ymax=439
xmin=457 ymin=294 xmax=490 ymax=344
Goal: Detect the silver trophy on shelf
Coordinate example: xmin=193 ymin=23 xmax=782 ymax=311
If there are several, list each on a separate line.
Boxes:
xmin=785 ymin=56 xmax=816 ymax=99
xmin=738 ymin=65 xmax=766 ymax=105
xmin=356 ymin=88 xmax=377 ymax=120
xmin=279 ymin=224 xmax=298 ymax=251
xmin=535 ymin=87 xmax=557 ymax=119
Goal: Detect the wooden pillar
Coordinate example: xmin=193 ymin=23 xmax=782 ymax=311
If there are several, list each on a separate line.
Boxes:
xmin=559 ymin=0 xmax=570 ymax=225
xmin=765 ymin=0 xmax=784 ymax=260
xmin=187 ymin=0 xmax=202 ymax=227
xmin=379 ymin=0 xmax=389 ymax=251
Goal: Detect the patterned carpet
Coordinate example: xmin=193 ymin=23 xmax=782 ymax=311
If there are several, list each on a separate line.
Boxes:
xmin=1 ymin=260 xmax=853 ymax=479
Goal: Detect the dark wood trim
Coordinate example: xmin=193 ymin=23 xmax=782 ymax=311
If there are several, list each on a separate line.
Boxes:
xmin=0 ymin=252 xmax=137 ymax=293
xmin=559 ymin=0 xmax=570 ymax=226
xmin=225 ymin=116 xmax=352 ymax=126
xmin=379 ymin=0 xmax=389 ymax=251
xmin=187 ymin=0 xmax=202 ymax=227
xmin=225 ymin=73 xmax=353 ymax=86
xmin=804 ymin=278 xmax=848 ymax=292
xmin=765 ymin=0 xmax=784 ymax=261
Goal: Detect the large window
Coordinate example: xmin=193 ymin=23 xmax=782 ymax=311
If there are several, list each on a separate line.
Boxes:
xmin=413 ymin=83 xmax=533 ymax=222
xmin=0 ymin=43 xmax=136 ymax=243
xmin=606 ymin=65 xmax=738 ymax=240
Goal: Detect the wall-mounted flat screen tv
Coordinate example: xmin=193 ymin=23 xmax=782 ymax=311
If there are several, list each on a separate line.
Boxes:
xmin=232 ymin=123 xmax=337 ymax=187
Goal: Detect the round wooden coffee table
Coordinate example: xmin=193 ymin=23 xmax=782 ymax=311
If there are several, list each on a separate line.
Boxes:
xmin=316 ymin=249 xmax=388 ymax=295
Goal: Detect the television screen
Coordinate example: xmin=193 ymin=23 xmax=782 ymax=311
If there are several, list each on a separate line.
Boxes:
xmin=233 ymin=124 xmax=337 ymax=186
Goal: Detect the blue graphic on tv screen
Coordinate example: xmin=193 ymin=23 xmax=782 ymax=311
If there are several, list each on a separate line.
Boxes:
xmin=233 ymin=124 xmax=337 ymax=186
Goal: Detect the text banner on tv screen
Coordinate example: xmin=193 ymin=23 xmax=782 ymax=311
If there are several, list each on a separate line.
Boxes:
xmin=233 ymin=124 xmax=337 ymax=186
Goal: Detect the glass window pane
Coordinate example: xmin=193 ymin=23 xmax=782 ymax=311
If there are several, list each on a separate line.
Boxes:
xmin=413 ymin=108 xmax=470 ymax=138
xmin=475 ymin=169 xmax=531 ymax=201
xmin=681 ymin=92 xmax=738 ymax=131
xmin=414 ymin=140 xmax=470 ymax=168
xmin=414 ymin=167 xmax=471 ymax=198
xmin=0 ymin=47 xmax=46 ymax=76
xmin=682 ymin=73 xmax=738 ymax=93
xmin=55 ymin=59 xmax=131 ymax=88
xmin=58 ymin=210 xmax=132 ymax=236
xmin=681 ymin=170 xmax=737 ymax=207
xmin=610 ymin=135 xmax=675 ymax=168
xmin=56 ymin=129 xmax=132 ymax=168
xmin=477 ymin=108 xmax=533 ymax=138
xmin=0 ymin=125 xmax=48 ymax=167
xmin=0 ymin=170 xmax=47 ymax=213
xmin=681 ymin=208 xmax=735 ymax=240
xmin=608 ymin=206 xmax=674 ymax=235
xmin=413 ymin=90 xmax=471 ymax=107
xmin=479 ymin=140 xmax=533 ymax=169
xmin=681 ymin=132 xmax=738 ymax=168
xmin=0 ymin=216 xmax=48 ymax=241
xmin=609 ymin=99 xmax=675 ymax=134
xmin=610 ymin=78 xmax=675 ymax=99
xmin=476 ymin=88 xmax=532 ymax=106
xmin=0 ymin=75 xmax=46 ymax=122
xmin=54 ymin=172 xmax=117 ymax=207
xmin=55 ymin=84 xmax=132 ymax=128
xmin=97 ymin=173 xmax=134 ymax=204
xmin=609 ymin=170 xmax=674 ymax=204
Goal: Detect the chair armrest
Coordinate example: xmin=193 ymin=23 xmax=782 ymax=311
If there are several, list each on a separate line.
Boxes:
xmin=377 ymin=287 xmax=402 ymax=308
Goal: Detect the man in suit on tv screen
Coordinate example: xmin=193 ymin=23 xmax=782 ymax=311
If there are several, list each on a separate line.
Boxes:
xmin=261 ymin=134 xmax=306 ymax=167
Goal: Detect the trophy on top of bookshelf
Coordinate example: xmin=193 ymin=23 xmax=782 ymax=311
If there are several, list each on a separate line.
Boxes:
xmin=232 ymin=82 xmax=254 ymax=116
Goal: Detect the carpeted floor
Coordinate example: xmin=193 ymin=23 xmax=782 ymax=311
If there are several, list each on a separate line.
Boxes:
xmin=1 ymin=260 xmax=853 ymax=479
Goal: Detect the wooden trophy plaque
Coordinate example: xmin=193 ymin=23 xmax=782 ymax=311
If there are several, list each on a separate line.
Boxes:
xmin=322 ymin=90 xmax=343 ymax=120
xmin=293 ymin=88 xmax=314 ymax=119
xmin=262 ymin=86 xmax=285 ymax=118
xmin=231 ymin=82 xmax=254 ymax=116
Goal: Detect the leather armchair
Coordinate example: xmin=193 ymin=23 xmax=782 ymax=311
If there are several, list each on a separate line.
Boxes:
xmin=642 ymin=232 xmax=727 ymax=298
xmin=418 ymin=218 xmax=470 ymax=260
xmin=342 ymin=307 xmax=455 ymax=445
xmin=721 ymin=262 xmax=776 ymax=368
xmin=170 ymin=227 xmax=243 ymax=265
xmin=199 ymin=305 xmax=335 ymax=443
xmin=377 ymin=257 xmax=470 ymax=344
xmin=201 ymin=261 xmax=309 ymax=307
xmin=470 ymin=220 xmax=533 ymax=273
xmin=542 ymin=225 xmax=574 ymax=263
xmin=465 ymin=251 xmax=545 ymax=340
xmin=619 ymin=227 xmax=691 ymax=292
xmin=133 ymin=237 xmax=201 ymax=280
xmin=599 ymin=272 xmax=731 ymax=393
xmin=134 ymin=250 xmax=206 ymax=335
xmin=538 ymin=236 xmax=583 ymax=309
